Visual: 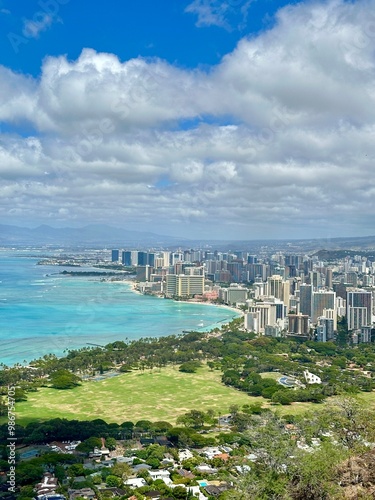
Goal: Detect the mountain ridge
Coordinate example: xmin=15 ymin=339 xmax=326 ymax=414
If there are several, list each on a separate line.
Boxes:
xmin=1 ymin=223 xmax=375 ymax=251
xmin=0 ymin=223 xmax=187 ymax=247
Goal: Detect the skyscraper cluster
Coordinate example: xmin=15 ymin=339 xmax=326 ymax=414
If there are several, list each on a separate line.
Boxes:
xmin=110 ymin=247 xmax=375 ymax=342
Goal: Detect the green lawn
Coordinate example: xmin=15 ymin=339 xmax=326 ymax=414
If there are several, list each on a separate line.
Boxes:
xmin=13 ymin=366 xmax=374 ymax=426
xmin=259 ymin=372 xmax=282 ymax=380
xmin=14 ymin=366 xmax=263 ymax=425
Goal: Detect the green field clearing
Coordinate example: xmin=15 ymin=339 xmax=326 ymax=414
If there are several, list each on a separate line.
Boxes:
xmin=12 ymin=366 xmax=375 ymax=426
xmin=14 ymin=366 xmax=263 ymax=425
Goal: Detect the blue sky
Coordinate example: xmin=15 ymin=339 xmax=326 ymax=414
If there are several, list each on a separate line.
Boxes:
xmin=0 ymin=0 xmax=289 ymax=75
xmin=1 ymin=0 xmax=375 ymax=240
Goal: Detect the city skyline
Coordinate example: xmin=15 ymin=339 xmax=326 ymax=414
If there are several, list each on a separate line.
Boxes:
xmin=1 ymin=0 xmax=375 ymax=239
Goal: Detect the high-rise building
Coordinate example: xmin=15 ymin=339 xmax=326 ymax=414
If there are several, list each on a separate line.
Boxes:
xmin=309 ymin=271 xmax=322 ymax=289
xmin=285 ymin=255 xmax=303 ymax=269
xmin=148 ymin=253 xmax=156 ymax=267
xmin=285 ymin=265 xmax=297 ymax=278
xmin=185 ymin=266 xmax=204 ymax=276
xmin=136 ymin=265 xmax=153 ymax=281
xmin=165 ymin=274 xmax=204 ymax=298
xmin=311 ymin=290 xmax=336 ymax=323
xmin=316 ymin=314 xmax=335 ymax=342
xmin=246 ymin=303 xmax=277 ymax=334
xmin=362 ymin=275 xmax=373 ymax=287
xmin=214 ymin=270 xmax=232 ymax=283
xmin=303 ymin=259 xmax=313 ymax=276
xmin=121 ymin=251 xmax=132 ymax=266
xmin=228 ymin=262 xmax=243 ymax=282
xmin=162 ymin=251 xmax=171 ymax=267
xmin=336 ymin=296 xmax=346 ymax=317
xmin=226 ymin=284 xmax=248 ymax=305
xmin=137 ymin=252 xmax=148 ymax=266
xmin=299 ymin=284 xmax=313 ymax=317
xmin=266 ymin=275 xmax=283 ymax=299
xmin=206 ymin=260 xmax=219 ymax=274
xmin=334 ymin=282 xmax=351 ymax=300
xmin=131 ymin=251 xmax=139 ymax=266
xmin=325 ymin=268 xmax=333 ymax=289
xmin=171 ymin=252 xmax=184 ymax=265
xmin=154 ymin=257 xmax=164 ymax=269
xmin=111 ymin=249 xmax=120 ymax=262
xmin=266 ymin=275 xmax=290 ymax=310
xmin=288 ymin=314 xmax=309 ymax=336
xmin=322 ymin=308 xmax=337 ymax=330
xmin=347 ymin=289 xmax=373 ymax=330
xmin=246 ymin=263 xmax=270 ymax=282
xmin=345 ymin=272 xmax=358 ymax=287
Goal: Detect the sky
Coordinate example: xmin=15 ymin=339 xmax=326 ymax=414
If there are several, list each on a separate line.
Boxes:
xmin=0 ymin=0 xmax=375 ymax=240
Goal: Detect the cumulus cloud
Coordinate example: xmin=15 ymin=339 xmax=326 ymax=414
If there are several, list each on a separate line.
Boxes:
xmin=1 ymin=0 xmax=375 ymax=238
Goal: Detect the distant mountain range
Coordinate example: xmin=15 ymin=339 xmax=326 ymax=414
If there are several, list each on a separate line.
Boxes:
xmin=0 ymin=224 xmax=186 ymax=247
xmin=1 ymin=223 xmax=375 ymax=252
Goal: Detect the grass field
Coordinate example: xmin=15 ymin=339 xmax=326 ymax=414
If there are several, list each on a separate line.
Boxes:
xmin=12 ymin=366 xmax=375 ymax=426
xmin=14 ymin=366 xmax=263 ymax=425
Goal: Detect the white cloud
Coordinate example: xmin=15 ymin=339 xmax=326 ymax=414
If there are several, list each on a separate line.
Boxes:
xmin=22 ymin=13 xmax=54 ymax=39
xmin=185 ymin=0 xmax=254 ymax=30
xmin=185 ymin=0 xmax=230 ymax=28
xmin=1 ymin=0 xmax=375 ymax=238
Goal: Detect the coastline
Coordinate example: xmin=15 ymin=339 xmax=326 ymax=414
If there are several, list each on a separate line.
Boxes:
xmin=128 ymin=279 xmax=243 ymax=320
xmin=171 ymin=299 xmax=242 ymax=318
xmin=1 ymin=256 xmax=243 ymax=366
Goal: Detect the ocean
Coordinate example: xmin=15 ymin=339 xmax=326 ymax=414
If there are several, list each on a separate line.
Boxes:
xmin=0 ymin=250 xmax=238 ymax=366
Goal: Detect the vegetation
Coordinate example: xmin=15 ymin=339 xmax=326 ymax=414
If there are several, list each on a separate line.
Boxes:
xmin=12 ymin=365 xmax=261 ymax=425
xmin=2 ymin=316 xmax=375 ymax=425
xmin=49 ymin=369 xmax=81 ymax=390
xmin=4 ymin=317 xmax=375 ymax=498
xmin=3 ymin=396 xmax=375 ymax=499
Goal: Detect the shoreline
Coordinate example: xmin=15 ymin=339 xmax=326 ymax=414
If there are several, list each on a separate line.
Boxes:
xmin=172 ymin=299 xmax=242 ymax=318
xmin=127 ymin=279 xmax=243 ymax=320
xmin=1 ymin=265 xmax=242 ymax=366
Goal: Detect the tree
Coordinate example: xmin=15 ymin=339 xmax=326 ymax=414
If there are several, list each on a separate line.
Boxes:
xmin=18 ymin=485 xmax=35 ymax=500
xmin=119 ymin=364 xmax=133 ymax=372
xmin=317 ymin=396 xmax=375 ymax=451
xmin=173 ymin=485 xmax=190 ymax=499
xmin=135 ymin=420 xmax=153 ymax=433
xmin=179 ymin=361 xmax=202 ymax=373
xmin=49 ymin=369 xmax=81 ymax=389
xmin=229 ymin=469 xmax=289 ymax=500
xmin=244 ymin=413 xmax=296 ymax=473
xmin=289 ymin=442 xmax=346 ymax=500
xmin=106 ymin=474 xmax=122 ymax=487
xmin=337 ymin=316 xmax=349 ymax=346
xmin=111 ymin=462 xmax=131 ymax=480
xmin=67 ymin=463 xmax=86 ymax=477
xmin=16 ymin=461 xmax=44 ymax=485
xmin=105 ymin=437 xmax=117 ymax=450
xmin=14 ymin=388 xmax=28 ymax=402
xmin=152 ymin=420 xmax=173 ymax=433
xmin=271 ymin=390 xmax=294 ymax=406
xmin=176 ymin=410 xmax=206 ymax=429
xmin=76 ymin=436 xmax=102 ymax=453
xmin=146 ymin=457 xmax=160 ymax=468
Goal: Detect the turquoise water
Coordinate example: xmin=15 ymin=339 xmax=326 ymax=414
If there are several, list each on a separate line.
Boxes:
xmin=0 ymin=251 xmax=238 ymax=366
